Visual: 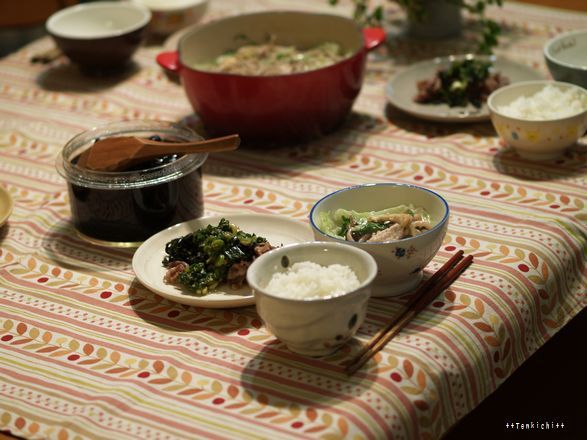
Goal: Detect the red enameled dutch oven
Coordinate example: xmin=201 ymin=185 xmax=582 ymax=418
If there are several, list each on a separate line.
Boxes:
xmin=157 ymin=11 xmax=385 ymax=143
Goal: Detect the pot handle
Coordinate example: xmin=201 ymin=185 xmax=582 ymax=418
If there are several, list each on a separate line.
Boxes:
xmin=156 ymin=51 xmax=181 ymax=73
xmin=363 ymin=27 xmax=386 ymax=52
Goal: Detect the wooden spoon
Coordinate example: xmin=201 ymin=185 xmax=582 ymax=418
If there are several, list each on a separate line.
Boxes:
xmin=77 ymin=134 xmax=240 ymax=171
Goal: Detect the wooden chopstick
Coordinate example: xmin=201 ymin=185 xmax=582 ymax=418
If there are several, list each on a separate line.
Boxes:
xmin=347 ymin=251 xmax=464 ymax=365
xmin=345 ymin=251 xmax=473 ymax=375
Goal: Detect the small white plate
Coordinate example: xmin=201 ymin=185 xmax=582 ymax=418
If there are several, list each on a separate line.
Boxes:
xmin=132 ymin=214 xmax=314 ymax=308
xmin=386 ymin=54 xmax=544 ymax=123
xmin=0 ymin=186 xmax=13 ymax=227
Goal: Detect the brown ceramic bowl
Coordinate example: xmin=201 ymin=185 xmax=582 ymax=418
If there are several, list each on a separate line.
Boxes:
xmin=46 ymin=1 xmax=151 ymax=71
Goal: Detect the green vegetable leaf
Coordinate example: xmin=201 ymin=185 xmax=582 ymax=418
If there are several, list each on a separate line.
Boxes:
xmin=163 ymin=218 xmax=268 ymax=295
xmin=350 ymin=220 xmax=387 ymax=240
xmin=337 ymin=215 xmax=351 ymax=237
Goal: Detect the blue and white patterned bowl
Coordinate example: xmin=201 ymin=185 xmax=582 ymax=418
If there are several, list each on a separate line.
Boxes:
xmin=309 ymin=183 xmax=449 ymax=297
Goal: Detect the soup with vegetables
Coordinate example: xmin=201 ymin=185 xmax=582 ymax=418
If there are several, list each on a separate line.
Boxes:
xmin=192 ymin=37 xmax=350 ymax=76
xmin=317 ymin=205 xmax=433 ymax=243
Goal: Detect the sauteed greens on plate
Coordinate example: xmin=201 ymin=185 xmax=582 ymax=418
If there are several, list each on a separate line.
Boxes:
xmin=162 ymin=218 xmax=272 ymax=295
xmin=317 ymin=205 xmax=433 ymax=243
xmin=415 ymin=58 xmax=510 ymax=108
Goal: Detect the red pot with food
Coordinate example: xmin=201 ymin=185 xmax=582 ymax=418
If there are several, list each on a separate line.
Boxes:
xmin=157 ymin=11 xmax=385 ymax=143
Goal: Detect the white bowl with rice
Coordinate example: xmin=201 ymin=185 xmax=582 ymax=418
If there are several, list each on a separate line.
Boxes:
xmin=247 ymin=242 xmax=377 ymax=357
xmin=487 ymin=80 xmax=587 ymax=160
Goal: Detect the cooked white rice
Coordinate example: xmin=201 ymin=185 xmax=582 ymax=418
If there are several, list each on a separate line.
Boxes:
xmin=497 ymin=84 xmax=587 ymax=120
xmin=265 ymin=261 xmax=360 ymax=299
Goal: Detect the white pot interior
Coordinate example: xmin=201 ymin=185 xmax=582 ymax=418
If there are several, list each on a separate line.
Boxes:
xmin=179 ymin=11 xmax=363 ymax=66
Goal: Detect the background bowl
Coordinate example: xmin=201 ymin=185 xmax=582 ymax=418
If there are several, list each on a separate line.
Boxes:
xmin=132 ymin=0 xmax=208 ymax=36
xmin=46 ymin=1 xmax=151 ymax=71
xmin=156 ymin=11 xmax=385 ymax=144
xmin=247 ymin=242 xmax=377 ymax=357
xmin=487 ymin=80 xmax=587 ymax=161
xmin=544 ymin=29 xmax=587 ymax=88
xmin=56 ymin=120 xmax=207 ymax=248
xmin=309 ymin=183 xmax=449 ymax=297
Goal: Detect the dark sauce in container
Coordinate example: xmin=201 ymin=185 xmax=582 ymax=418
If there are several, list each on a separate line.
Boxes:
xmin=56 ymin=121 xmax=207 ymax=247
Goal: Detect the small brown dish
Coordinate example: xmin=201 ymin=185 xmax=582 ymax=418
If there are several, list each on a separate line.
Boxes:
xmin=56 ymin=121 xmax=207 ymax=248
xmin=46 ymin=1 xmax=151 ymax=72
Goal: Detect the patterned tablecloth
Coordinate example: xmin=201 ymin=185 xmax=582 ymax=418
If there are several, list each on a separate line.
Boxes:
xmin=1 ymin=0 xmax=586 ymax=439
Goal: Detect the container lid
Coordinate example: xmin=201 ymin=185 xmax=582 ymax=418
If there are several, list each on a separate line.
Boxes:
xmin=56 ymin=121 xmax=208 ymax=190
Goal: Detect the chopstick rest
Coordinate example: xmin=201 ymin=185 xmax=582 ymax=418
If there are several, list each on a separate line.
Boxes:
xmin=345 ymin=251 xmax=473 ymax=375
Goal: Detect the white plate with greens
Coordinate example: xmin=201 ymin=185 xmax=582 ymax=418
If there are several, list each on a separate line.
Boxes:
xmin=132 ymin=214 xmax=314 ymax=308
xmin=386 ymin=54 xmax=544 ymax=122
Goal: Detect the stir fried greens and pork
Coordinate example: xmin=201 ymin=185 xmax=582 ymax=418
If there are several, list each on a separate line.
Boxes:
xmin=415 ymin=58 xmax=510 ymax=108
xmin=317 ymin=205 xmax=433 ymax=243
xmin=163 ymin=218 xmax=273 ymax=295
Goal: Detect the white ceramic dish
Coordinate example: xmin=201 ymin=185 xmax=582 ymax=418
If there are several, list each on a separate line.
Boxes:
xmin=0 ymin=187 xmax=13 ymax=227
xmin=487 ymin=80 xmax=587 ymax=160
xmin=386 ymin=54 xmax=544 ymax=122
xmin=132 ymin=213 xmax=314 ymax=308
xmin=132 ymin=0 xmax=208 ymax=36
xmin=248 ymin=242 xmax=377 ymax=356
